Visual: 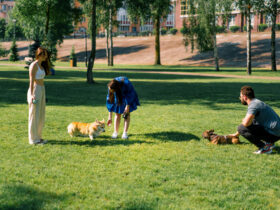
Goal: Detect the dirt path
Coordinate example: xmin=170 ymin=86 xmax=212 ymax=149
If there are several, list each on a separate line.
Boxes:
xmin=1 ymin=32 xmax=279 ymax=68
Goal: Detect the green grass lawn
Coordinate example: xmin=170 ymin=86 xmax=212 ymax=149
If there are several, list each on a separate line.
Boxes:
xmin=1 ymin=65 xmax=280 ymax=209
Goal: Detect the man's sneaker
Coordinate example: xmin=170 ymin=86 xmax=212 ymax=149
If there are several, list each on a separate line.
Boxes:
xmin=112 ymin=132 xmax=118 ymax=139
xmin=253 ymin=146 xmax=272 ymax=154
xmin=265 ymin=142 xmax=275 ymax=150
xmin=122 ymin=132 xmax=128 ymax=139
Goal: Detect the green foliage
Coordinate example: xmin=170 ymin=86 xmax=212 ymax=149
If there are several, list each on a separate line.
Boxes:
xmin=0 ymin=18 xmax=6 ymax=39
xmin=13 ymin=0 xmax=82 ymax=61
xmin=180 ymin=26 xmax=189 ymax=35
xmin=9 ymin=40 xmax=19 ymax=62
xmin=276 ymin=24 xmax=280 ymax=31
xmin=139 ymin=31 xmax=151 ymax=36
xmin=216 ymin=25 xmax=226 ymax=33
xmin=169 ymin=28 xmax=178 ymax=35
xmin=160 ymin=28 xmax=167 ymax=35
xmin=69 ymin=45 xmax=76 ymax=60
xmin=229 ymin=25 xmax=240 ymax=33
xmin=258 ymin=24 xmax=268 ymax=32
xmin=4 ymin=20 xmax=25 ymax=40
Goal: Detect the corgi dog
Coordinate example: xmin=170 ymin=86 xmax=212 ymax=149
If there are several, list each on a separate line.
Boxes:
xmin=67 ymin=119 xmax=105 ymax=140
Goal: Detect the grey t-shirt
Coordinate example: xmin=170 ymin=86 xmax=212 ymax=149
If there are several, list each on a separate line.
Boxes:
xmin=247 ymin=98 xmax=280 ymax=137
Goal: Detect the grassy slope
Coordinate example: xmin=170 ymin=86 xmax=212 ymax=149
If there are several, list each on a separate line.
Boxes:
xmin=0 ymin=65 xmax=280 ymax=209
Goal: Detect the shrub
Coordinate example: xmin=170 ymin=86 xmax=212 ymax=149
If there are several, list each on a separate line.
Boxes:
xmin=139 ymin=31 xmax=150 ymax=36
xmin=169 ymin=28 xmax=178 ymax=35
xmin=9 ymin=40 xmax=19 ymax=61
xmin=216 ymin=25 xmax=226 ymax=33
xmin=160 ymin=28 xmax=167 ymax=35
xmin=258 ymin=24 xmax=268 ymax=32
xmin=276 ymin=24 xmax=280 ymax=31
xmin=229 ymin=26 xmax=240 ymax=33
xmin=180 ymin=27 xmax=189 ymax=35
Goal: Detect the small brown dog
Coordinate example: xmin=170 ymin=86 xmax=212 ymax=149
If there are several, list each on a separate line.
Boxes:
xmin=67 ymin=119 xmax=105 ymax=140
xmin=202 ymin=129 xmax=240 ymax=144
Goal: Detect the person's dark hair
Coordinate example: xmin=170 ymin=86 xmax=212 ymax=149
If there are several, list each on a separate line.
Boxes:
xmin=240 ymin=85 xmax=255 ymax=99
xmin=35 ymin=47 xmax=51 ymax=75
xmin=108 ymin=79 xmax=123 ymax=104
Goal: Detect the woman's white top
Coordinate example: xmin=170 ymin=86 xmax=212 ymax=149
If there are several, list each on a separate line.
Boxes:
xmin=31 ymin=62 xmax=45 ymax=80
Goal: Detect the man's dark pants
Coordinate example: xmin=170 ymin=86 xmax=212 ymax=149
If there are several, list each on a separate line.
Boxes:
xmin=238 ymin=124 xmax=280 ymax=148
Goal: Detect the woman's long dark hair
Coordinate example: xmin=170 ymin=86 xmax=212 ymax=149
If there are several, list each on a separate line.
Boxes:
xmin=108 ymin=79 xmax=123 ymax=105
xmin=35 ymin=47 xmax=51 ymax=75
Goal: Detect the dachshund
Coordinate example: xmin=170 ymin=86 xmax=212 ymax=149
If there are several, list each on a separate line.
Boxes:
xmin=202 ymin=129 xmax=240 ymax=144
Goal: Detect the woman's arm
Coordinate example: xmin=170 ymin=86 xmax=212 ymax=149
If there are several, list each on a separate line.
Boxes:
xmin=107 ymin=112 xmax=113 ymax=126
xmin=29 ymin=63 xmax=37 ymax=100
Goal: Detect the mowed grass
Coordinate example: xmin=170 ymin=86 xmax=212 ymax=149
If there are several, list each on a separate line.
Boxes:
xmin=1 ymin=65 xmax=280 ymax=209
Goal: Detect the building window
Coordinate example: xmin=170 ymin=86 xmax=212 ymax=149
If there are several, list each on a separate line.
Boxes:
xmin=118 ymin=26 xmax=129 ymax=32
xmin=228 ymin=15 xmax=236 ymax=27
xmin=265 ymin=14 xmax=272 ymax=26
xmin=181 ymin=0 xmax=187 ymax=16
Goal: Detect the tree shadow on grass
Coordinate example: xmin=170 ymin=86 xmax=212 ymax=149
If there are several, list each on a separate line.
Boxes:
xmin=144 ymin=131 xmax=200 ymax=142
xmin=0 ymin=184 xmax=68 ymax=209
xmin=47 ymin=136 xmax=149 ymax=147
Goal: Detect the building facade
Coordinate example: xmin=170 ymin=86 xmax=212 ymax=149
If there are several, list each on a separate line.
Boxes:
xmin=0 ymin=0 xmax=15 ymax=19
xmin=173 ymin=0 xmax=280 ymax=32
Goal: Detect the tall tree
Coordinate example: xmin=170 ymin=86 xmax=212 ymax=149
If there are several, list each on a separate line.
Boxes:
xmin=236 ymin=0 xmax=255 ymax=75
xmin=125 ymin=0 xmax=172 ymax=65
xmin=0 ymin=18 xmax=6 ymax=40
xmin=255 ymin=0 xmax=279 ymax=71
xmin=79 ymin=0 xmax=97 ymax=83
xmin=13 ymin=0 xmax=81 ymax=61
xmin=184 ymin=0 xmax=233 ymax=71
xmin=98 ymin=0 xmax=122 ymax=66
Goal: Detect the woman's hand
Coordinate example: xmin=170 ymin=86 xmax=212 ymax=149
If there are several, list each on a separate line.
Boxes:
xmin=124 ymin=105 xmax=130 ymax=114
xmin=107 ymin=119 xmax=112 ymax=126
xmin=107 ymin=112 xmax=112 ymax=126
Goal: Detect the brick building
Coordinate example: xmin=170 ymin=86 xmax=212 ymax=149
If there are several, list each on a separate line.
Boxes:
xmin=173 ymin=0 xmax=280 ymax=32
xmin=0 ymin=0 xmax=15 ymax=19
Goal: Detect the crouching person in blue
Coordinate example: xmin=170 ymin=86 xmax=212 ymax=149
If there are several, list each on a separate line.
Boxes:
xmin=106 ymin=77 xmax=140 ymax=139
xmin=230 ymin=86 xmax=280 ymax=154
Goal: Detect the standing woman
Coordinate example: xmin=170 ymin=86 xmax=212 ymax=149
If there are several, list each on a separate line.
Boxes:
xmin=27 ymin=47 xmax=50 ymax=145
xmin=106 ymin=76 xmax=140 ymax=139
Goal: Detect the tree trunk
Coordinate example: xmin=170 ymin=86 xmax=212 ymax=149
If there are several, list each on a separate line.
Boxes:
xmin=154 ymin=15 xmax=161 ymax=65
xmin=241 ymin=12 xmax=244 ymax=32
xmin=271 ymin=0 xmax=277 ymax=71
xmin=213 ymin=16 xmax=219 ymax=71
xmin=108 ymin=3 xmax=114 ymax=66
xmin=45 ymin=4 xmax=50 ymax=36
xmin=87 ymin=0 xmax=96 ymax=84
xmin=105 ymin=28 xmax=109 ymax=65
xmin=246 ymin=8 xmax=252 ymax=75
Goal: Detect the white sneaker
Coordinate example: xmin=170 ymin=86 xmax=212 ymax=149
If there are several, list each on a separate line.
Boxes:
xmin=112 ymin=132 xmax=118 ymax=139
xmin=29 ymin=139 xmax=47 ymax=145
xmin=122 ymin=132 xmax=128 ymax=139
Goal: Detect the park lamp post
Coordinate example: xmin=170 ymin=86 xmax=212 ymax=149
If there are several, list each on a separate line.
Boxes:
xmin=85 ymin=28 xmax=87 ymax=67
xmin=12 ymin=19 xmax=16 ymax=40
